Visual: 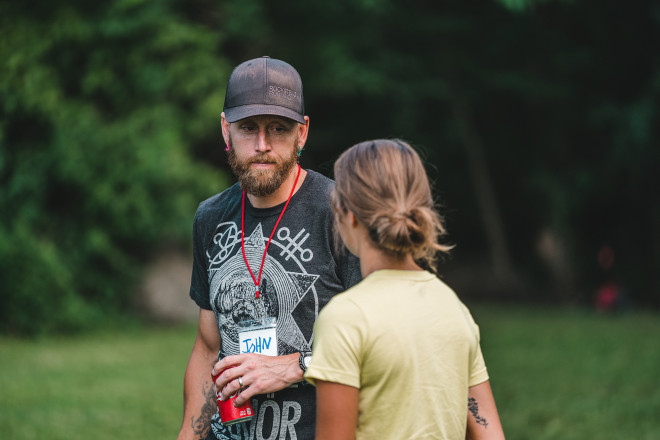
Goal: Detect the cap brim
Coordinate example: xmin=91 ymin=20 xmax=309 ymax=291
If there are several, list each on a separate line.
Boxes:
xmin=224 ymin=104 xmax=306 ymax=125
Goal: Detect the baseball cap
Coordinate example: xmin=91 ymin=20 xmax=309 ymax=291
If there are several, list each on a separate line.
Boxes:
xmin=223 ymin=56 xmax=305 ymax=124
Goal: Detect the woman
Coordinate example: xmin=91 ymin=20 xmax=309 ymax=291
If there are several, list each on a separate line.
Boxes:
xmin=304 ymin=139 xmax=505 ymax=440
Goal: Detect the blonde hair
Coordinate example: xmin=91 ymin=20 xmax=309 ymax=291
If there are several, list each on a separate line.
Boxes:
xmin=332 ymin=139 xmax=452 ymax=271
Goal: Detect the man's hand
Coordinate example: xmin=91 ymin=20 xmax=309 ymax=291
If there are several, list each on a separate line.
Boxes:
xmin=211 ymin=353 xmax=302 ymax=406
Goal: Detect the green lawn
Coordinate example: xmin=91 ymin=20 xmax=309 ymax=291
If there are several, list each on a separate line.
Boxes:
xmin=1 ymin=306 xmax=659 ymax=439
xmin=471 ymin=305 xmax=660 ymax=440
xmin=0 ymin=322 xmax=197 ymax=439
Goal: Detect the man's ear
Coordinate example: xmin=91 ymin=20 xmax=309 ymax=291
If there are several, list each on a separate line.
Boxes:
xmin=297 ymin=116 xmax=310 ymax=147
xmin=221 ymin=112 xmax=230 ymax=144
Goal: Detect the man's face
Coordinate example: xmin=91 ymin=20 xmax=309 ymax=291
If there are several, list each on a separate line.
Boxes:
xmin=226 ymin=115 xmax=300 ymax=197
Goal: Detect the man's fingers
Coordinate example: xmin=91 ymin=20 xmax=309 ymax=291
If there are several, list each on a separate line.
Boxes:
xmin=212 ymin=358 xmax=246 ymax=391
xmin=211 ymin=355 xmax=242 ymax=376
xmin=224 ymin=376 xmax=258 ymax=406
xmin=233 ymin=384 xmax=254 ymax=406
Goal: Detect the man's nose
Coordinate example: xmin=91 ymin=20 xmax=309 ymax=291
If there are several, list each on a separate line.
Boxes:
xmin=255 ymin=128 xmax=271 ymax=152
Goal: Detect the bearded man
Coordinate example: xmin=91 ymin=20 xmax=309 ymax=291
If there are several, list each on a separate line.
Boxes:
xmin=178 ymin=57 xmax=361 ymax=440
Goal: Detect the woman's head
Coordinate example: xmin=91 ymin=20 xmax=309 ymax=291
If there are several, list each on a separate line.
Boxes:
xmin=332 ymin=139 xmax=452 ymax=270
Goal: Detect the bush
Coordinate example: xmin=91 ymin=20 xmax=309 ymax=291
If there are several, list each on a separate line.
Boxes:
xmin=0 ymin=0 xmax=229 ymax=336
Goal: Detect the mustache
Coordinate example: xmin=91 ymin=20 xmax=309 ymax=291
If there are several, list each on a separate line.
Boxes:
xmin=246 ymin=155 xmax=278 ymax=165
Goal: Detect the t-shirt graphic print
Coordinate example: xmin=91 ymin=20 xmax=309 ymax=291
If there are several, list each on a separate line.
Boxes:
xmin=189 ymin=170 xmax=360 ymax=440
xmin=209 ymin=221 xmax=320 ymax=357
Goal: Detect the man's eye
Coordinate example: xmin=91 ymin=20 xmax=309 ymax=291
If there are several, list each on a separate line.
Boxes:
xmin=271 ymin=126 xmax=286 ymax=134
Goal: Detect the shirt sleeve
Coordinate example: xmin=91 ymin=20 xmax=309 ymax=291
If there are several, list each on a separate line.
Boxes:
xmin=305 ymin=295 xmax=365 ymax=389
xmin=189 ymin=205 xmax=212 ymax=310
xmin=456 ymin=302 xmax=489 ymax=386
xmin=468 ymin=321 xmax=489 ymax=387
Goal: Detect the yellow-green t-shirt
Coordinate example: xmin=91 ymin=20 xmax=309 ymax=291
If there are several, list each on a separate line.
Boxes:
xmin=305 ymin=269 xmax=489 ymax=440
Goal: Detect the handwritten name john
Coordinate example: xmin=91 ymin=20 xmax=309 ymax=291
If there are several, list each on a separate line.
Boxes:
xmin=242 ymin=336 xmax=273 ymax=354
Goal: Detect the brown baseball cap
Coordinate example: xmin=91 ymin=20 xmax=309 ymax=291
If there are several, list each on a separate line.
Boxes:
xmin=223 ymin=56 xmax=306 ymax=124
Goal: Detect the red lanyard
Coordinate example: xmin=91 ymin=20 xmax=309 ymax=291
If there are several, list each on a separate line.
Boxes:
xmin=241 ymin=164 xmax=302 ymax=299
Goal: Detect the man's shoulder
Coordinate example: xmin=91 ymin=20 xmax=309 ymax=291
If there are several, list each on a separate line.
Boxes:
xmin=299 ymin=169 xmax=335 ymax=199
xmin=305 ymin=169 xmax=334 ymax=186
xmin=195 ymin=182 xmax=241 ymax=219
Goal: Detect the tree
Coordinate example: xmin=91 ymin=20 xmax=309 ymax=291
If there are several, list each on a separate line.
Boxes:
xmin=210 ymin=0 xmax=660 ymax=304
xmin=0 ymin=0 xmax=230 ymax=335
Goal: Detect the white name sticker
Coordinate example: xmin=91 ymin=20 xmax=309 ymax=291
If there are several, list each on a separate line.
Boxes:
xmin=238 ymin=319 xmax=278 ymax=356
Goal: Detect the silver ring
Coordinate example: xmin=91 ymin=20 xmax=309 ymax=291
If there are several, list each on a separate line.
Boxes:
xmin=238 ymin=376 xmax=244 ymax=388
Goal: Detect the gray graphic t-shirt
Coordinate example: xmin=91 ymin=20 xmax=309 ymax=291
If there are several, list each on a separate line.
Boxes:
xmin=190 ymin=170 xmax=361 ymax=440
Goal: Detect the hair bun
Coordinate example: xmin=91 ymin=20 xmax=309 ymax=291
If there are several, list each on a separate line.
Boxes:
xmin=370 ymin=208 xmax=428 ymax=257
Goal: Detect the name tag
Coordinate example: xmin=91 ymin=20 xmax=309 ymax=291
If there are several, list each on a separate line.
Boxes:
xmin=238 ymin=318 xmax=278 ymax=356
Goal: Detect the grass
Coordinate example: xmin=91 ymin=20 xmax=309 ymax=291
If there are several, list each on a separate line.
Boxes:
xmin=470 ymin=304 xmax=660 ymax=440
xmin=1 ymin=305 xmax=659 ymax=439
xmin=0 ymin=322 xmax=197 ymax=439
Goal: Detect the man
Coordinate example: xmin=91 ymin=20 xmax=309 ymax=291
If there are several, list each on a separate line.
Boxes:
xmin=177 ymin=56 xmax=361 ymax=440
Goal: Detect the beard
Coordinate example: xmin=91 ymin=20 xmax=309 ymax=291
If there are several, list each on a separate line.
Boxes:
xmin=227 ymin=137 xmax=299 ymax=197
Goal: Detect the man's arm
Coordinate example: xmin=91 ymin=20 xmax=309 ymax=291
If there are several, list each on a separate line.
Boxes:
xmin=314 ymin=380 xmax=359 ymax=440
xmin=178 ymin=309 xmax=221 ymax=440
xmin=465 ymin=380 xmax=505 ymax=440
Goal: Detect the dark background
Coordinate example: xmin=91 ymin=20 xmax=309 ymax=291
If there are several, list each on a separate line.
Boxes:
xmin=2 ymin=0 xmax=659 ymax=335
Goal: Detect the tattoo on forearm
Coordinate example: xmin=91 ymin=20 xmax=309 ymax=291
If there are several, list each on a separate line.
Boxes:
xmin=191 ymin=381 xmax=217 ymax=439
xmin=468 ymin=397 xmax=489 ymax=428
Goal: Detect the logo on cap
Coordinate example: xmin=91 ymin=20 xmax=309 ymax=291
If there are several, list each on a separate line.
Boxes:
xmin=269 ymin=86 xmax=300 ymax=101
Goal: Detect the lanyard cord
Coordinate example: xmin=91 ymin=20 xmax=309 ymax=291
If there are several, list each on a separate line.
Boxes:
xmin=241 ymin=164 xmax=302 ymax=299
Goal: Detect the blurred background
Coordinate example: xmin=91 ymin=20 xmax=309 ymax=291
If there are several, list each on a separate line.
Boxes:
xmin=2 ymin=0 xmax=658 ymax=336
xmin=2 ymin=1 xmax=660 ymax=438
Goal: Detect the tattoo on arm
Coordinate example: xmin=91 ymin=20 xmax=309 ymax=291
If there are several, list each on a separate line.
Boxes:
xmin=468 ymin=397 xmax=489 ymax=428
xmin=191 ymin=381 xmax=217 ymax=439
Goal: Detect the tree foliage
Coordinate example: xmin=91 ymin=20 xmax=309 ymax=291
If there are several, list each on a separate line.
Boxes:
xmin=211 ymin=0 xmax=660 ymax=304
xmin=0 ymin=0 xmax=229 ymax=335
xmin=2 ymin=0 xmax=658 ymax=335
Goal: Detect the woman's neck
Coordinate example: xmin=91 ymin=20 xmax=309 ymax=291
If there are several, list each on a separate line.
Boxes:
xmin=358 ymin=245 xmax=422 ymax=278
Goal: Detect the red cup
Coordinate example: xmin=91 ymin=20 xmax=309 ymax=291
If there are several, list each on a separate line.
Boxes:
xmin=211 ymin=369 xmax=254 ymax=426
